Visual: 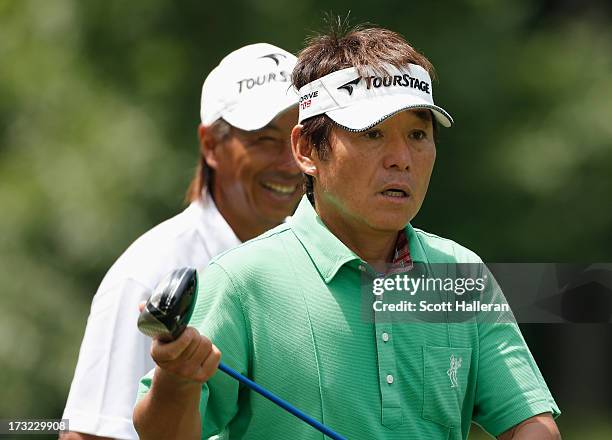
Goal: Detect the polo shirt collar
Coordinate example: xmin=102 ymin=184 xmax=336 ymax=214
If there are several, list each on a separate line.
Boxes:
xmin=289 ymin=196 xmax=428 ymax=283
xmin=289 ymin=197 xmax=360 ymax=283
xmin=405 ymin=220 xmax=428 ymax=263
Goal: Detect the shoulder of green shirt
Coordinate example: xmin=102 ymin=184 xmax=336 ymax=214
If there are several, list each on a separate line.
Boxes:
xmin=197 ymin=222 xmax=294 ymax=288
xmin=410 ymin=225 xmax=483 ymax=264
xmin=202 ymin=222 xmax=485 ymax=271
xmin=208 ymin=222 xmax=291 ymax=262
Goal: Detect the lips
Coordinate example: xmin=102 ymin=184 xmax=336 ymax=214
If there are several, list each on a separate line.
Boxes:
xmin=261 ymin=181 xmax=300 ymax=196
xmin=379 ymin=183 xmax=411 ymax=198
xmin=381 ymin=189 xmax=407 ymax=197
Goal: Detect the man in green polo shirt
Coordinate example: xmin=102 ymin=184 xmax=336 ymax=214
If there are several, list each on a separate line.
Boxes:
xmin=134 ymin=26 xmax=560 ymax=439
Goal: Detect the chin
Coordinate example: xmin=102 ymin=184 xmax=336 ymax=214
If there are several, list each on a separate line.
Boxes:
xmin=260 ymin=213 xmax=287 ymax=228
xmin=367 ymin=215 xmax=411 ymax=233
xmin=263 ymin=206 xmax=296 ymax=224
xmin=255 ymin=192 xmax=300 ymax=218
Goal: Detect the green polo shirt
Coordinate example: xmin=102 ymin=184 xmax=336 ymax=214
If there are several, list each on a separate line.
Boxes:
xmin=138 ymin=196 xmax=559 ymax=439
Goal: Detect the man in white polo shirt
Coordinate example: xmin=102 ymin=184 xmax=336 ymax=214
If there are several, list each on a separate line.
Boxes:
xmin=61 ymin=43 xmax=301 ymax=440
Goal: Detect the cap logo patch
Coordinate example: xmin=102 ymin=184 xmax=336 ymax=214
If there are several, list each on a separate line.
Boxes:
xmin=259 ymin=53 xmax=287 ymax=66
xmin=337 ymin=77 xmax=361 ymax=95
xmin=364 ymin=74 xmax=430 ymax=94
xmin=299 ymin=90 xmax=318 ymax=110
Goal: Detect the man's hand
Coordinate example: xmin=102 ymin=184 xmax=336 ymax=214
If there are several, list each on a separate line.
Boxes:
xmin=497 ymin=413 xmax=560 ymax=439
xmin=137 ymin=301 xmax=221 ymax=385
xmin=133 ymin=303 xmax=221 ymax=440
xmin=150 ymin=326 xmax=221 ymax=385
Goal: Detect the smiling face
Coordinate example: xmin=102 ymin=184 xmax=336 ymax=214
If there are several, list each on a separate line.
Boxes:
xmin=300 ymin=109 xmax=436 ymax=236
xmin=205 ymin=107 xmax=302 ymax=240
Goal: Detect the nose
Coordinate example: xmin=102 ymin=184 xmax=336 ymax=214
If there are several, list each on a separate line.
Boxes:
xmin=382 ymin=133 xmax=412 ymax=171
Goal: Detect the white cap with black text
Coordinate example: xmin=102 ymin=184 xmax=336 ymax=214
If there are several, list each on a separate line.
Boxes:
xmin=201 ymin=43 xmax=298 ymax=131
xmin=297 ymin=63 xmax=453 ymax=130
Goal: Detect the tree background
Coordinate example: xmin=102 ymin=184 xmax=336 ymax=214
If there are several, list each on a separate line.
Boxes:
xmin=1 ymin=0 xmax=611 ymax=438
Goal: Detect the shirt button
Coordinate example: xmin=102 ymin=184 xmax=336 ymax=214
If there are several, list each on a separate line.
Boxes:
xmin=358 ymin=264 xmax=366 ymax=272
xmin=382 ymin=332 xmax=390 ymax=342
xmin=386 ymin=374 xmax=394 ymax=384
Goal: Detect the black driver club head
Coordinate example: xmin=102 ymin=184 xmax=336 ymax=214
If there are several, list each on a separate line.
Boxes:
xmin=137 ymin=267 xmax=199 ymax=342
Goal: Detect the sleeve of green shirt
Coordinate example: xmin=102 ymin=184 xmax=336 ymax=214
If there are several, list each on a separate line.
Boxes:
xmin=472 ymin=267 xmax=561 ymax=436
xmin=191 ymin=261 xmax=250 ymax=437
xmin=136 ymin=261 xmax=249 ymax=438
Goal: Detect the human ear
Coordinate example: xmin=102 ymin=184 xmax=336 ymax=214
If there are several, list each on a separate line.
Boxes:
xmin=291 ymin=125 xmax=318 ymax=177
xmin=198 ymin=124 xmax=220 ymax=170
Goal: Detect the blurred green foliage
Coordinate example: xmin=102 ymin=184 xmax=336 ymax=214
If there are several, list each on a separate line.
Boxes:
xmin=1 ymin=0 xmax=611 ymax=437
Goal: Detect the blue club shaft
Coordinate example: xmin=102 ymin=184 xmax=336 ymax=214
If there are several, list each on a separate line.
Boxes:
xmin=218 ymin=362 xmax=347 ymax=440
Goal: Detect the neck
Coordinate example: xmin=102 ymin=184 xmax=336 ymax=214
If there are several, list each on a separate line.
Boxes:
xmin=314 ymin=199 xmax=398 ymax=273
xmin=210 ymin=189 xmax=272 ymax=242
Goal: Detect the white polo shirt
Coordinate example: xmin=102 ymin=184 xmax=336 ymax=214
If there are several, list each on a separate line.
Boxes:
xmin=62 ymin=192 xmax=240 ymax=439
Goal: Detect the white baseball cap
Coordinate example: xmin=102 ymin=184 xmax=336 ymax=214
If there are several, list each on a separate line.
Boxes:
xmin=200 ymin=43 xmax=298 ymax=131
xmin=297 ymin=63 xmax=453 ymax=130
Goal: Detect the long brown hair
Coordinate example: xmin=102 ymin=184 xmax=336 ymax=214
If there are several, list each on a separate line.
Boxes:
xmin=184 ymin=119 xmax=232 ymax=203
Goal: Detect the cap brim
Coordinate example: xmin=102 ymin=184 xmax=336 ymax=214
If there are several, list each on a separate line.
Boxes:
xmin=221 ymin=85 xmax=298 ymax=131
xmin=326 ymin=94 xmax=453 ymax=131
